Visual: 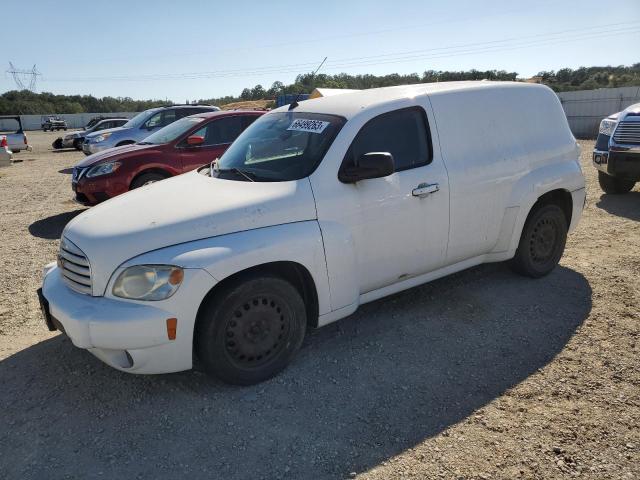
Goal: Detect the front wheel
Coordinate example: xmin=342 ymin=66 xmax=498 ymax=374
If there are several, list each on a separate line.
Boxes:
xmin=511 ymin=204 xmax=568 ymax=278
xmin=73 ymin=138 xmax=83 ymax=150
xmin=195 ymin=274 xmax=307 ymax=385
xmin=598 ymin=171 xmax=635 ymax=194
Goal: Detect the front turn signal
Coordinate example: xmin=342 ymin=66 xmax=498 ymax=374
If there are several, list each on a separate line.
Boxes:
xmin=166 ymin=318 xmax=177 ymax=340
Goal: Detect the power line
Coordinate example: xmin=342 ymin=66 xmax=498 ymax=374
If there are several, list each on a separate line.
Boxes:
xmin=41 ymin=22 xmax=640 ymax=83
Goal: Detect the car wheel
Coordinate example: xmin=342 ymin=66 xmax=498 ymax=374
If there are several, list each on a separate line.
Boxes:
xmin=52 ymin=138 xmax=63 ymax=149
xmin=511 ymin=204 xmax=567 ymax=278
xmin=130 ymin=172 xmax=168 ymax=189
xmin=598 ymin=171 xmax=635 ymax=194
xmin=73 ymin=139 xmax=83 ymax=150
xmin=115 ymin=141 xmax=135 ymax=147
xmin=196 ymin=273 xmax=307 ymax=385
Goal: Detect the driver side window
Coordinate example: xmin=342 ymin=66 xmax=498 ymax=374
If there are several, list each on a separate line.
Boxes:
xmin=192 ymin=116 xmax=244 ymax=146
xmin=345 ymin=107 xmax=432 ymax=172
xmin=144 ymin=112 xmax=163 ymax=129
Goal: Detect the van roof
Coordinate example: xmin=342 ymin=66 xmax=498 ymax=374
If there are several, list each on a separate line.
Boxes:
xmin=277 ymin=81 xmax=547 ymax=120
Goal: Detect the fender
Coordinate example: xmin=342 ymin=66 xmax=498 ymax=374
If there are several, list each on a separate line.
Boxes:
xmin=498 ymin=156 xmax=585 ymax=255
xmin=117 ymin=221 xmax=332 ymax=316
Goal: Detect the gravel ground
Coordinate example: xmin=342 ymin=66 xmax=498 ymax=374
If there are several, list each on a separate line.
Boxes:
xmin=0 ymin=131 xmax=638 ymax=480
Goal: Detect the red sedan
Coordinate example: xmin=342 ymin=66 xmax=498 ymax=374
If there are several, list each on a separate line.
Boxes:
xmin=72 ymin=110 xmax=264 ymax=205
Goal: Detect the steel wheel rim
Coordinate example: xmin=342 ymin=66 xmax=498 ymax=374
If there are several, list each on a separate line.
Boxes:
xmin=223 ymin=295 xmax=291 ymax=368
xmin=529 ymin=216 xmax=558 ymax=264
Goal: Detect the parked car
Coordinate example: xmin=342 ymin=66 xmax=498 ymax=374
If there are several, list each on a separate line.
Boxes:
xmin=0 ymin=136 xmax=12 ymax=167
xmin=60 ymin=118 xmax=129 ymax=150
xmin=41 ymin=116 xmax=68 ymax=131
xmin=85 ymin=115 xmax=125 ymax=130
xmin=0 ymin=116 xmax=31 ymax=153
xmin=72 ymin=110 xmax=264 ymax=205
xmin=39 ymin=82 xmax=585 ymax=385
xmin=593 ymin=102 xmax=640 ymax=194
xmin=82 ymin=104 xmax=220 ymax=155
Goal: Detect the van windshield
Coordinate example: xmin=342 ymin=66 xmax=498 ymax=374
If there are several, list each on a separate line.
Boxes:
xmin=214 ymin=112 xmax=345 ymax=182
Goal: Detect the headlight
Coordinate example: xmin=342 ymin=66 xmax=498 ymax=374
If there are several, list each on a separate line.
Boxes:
xmin=113 ymin=265 xmax=184 ymax=301
xmin=85 ymin=162 xmax=121 ymax=178
xmin=93 ymin=133 xmax=112 ymax=143
xmin=599 ymin=118 xmax=618 ymax=136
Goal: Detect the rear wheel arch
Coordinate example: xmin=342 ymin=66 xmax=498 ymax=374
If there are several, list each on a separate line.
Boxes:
xmin=533 ymin=188 xmax=573 ymax=226
xmin=115 ymin=140 xmax=136 ymax=147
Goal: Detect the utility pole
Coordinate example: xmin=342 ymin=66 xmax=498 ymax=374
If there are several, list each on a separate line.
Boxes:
xmin=7 ymin=63 xmax=41 ymax=91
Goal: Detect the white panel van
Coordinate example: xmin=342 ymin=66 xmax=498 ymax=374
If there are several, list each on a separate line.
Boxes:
xmin=39 ymin=82 xmax=585 ymax=385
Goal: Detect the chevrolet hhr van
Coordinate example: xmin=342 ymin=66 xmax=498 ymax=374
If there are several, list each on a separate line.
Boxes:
xmin=39 ymin=82 xmax=585 ymax=385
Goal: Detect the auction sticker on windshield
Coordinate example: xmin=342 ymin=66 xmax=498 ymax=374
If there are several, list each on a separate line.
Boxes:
xmin=287 ymin=119 xmax=330 ymax=134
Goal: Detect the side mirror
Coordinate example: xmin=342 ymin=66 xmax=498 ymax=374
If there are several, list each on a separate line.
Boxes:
xmin=339 ymin=152 xmax=395 ymax=183
xmin=186 ymin=135 xmax=205 ymax=146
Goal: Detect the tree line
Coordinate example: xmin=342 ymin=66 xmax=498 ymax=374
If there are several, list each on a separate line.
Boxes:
xmin=1 ymin=65 xmax=638 ymax=114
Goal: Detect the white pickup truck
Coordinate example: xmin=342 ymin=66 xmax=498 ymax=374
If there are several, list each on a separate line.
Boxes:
xmin=39 ymin=81 xmax=585 ymax=385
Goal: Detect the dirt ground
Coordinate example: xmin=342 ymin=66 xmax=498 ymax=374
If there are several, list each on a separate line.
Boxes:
xmin=0 ymin=131 xmax=638 ymax=480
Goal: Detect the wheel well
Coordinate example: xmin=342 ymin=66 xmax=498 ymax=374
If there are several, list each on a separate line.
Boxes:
xmin=532 ymin=189 xmax=573 ymax=226
xmin=129 ymin=168 xmax=171 ymax=190
xmin=115 ymin=140 xmax=135 ymax=147
xmin=195 ymin=261 xmax=320 ymax=333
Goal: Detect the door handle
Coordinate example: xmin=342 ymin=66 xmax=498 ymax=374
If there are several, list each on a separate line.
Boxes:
xmin=412 ymin=182 xmax=439 ymax=198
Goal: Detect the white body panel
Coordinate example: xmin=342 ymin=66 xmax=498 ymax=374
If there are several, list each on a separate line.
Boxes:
xmin=41 ymin=81 xmax=585 ymax=374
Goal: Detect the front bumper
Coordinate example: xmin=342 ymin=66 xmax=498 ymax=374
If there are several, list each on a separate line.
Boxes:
xmin=73 ymin=174 xmax=129 ymax=205
xmin=593 ymin=147 xmax=640 ymax=180
xmin=62 ymin=137 xmax=79 ymax=148
xmin=40 ymin=264 xmax=213 ymax=374
xmin=83 ymin=142 xmax=110 ymax=155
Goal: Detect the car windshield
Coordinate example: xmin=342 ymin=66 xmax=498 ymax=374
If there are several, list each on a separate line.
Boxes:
xmin=140 ymin=117 xmax=205 ymax=145
xmin=123 ymin=110 xmax=157 ymax=129
xmin=214 ymin=112 xmax=345 ymax=182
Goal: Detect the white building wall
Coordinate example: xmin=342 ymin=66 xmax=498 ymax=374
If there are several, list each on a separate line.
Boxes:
xmin=557 ymin=86 xmax=640 ymax=138
xmin=0 ymin=112 xmax=138 ymax=131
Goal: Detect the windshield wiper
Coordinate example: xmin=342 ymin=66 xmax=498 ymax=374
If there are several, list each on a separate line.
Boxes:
xmin=217 ymin=167 xmax=256 ymax=182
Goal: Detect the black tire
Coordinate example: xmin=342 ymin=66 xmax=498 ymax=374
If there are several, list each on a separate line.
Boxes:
xmin=73 ymin=138 xmax=83 ymax=150
xmin=130 ymin=172 xmax=168 ymax=189
xmin=52 ymin=138 xmax=63 ymax=149
xmin=511 ymin=204 xmax=568 ymax=278
xmin=195 ymin=273 xmax=307 ymax=385
xmin=598 ymin=171 xmax=635 ymax=194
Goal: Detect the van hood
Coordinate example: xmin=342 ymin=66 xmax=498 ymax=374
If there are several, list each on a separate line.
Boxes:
xmin=63 ymin=170 xmax=318 ymax=295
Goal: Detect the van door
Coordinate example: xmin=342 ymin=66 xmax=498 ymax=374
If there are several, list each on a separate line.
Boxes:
xmin=315 ymin=106 xmax=450 ymax=297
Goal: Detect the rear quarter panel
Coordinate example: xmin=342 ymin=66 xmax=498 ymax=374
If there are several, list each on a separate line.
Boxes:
xmin=428 ymin=83 xmax=582 ymax=262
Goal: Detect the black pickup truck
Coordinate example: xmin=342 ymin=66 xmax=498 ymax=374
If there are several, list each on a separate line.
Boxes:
xmin=593 ymin=103 xmax=640 ymax=194
xmin=41 ymin=116 xmax=68 ymax=131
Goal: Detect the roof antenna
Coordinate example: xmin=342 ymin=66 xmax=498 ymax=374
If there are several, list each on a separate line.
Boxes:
xmin=289 ymin=56 xmax=327 ymax=111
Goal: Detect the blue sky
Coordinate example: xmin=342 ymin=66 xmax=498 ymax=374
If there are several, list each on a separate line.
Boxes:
xmin=2 ymin=0 xmax=639 ymax=101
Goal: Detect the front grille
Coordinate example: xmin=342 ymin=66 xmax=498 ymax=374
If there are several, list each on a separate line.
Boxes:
xmin=613 ymin=121 xmax=640 ymax=145
xmin=58 ymin=237 xmax=92 ymax=295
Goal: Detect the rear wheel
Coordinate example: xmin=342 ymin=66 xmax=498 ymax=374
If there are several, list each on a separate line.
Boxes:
xmin=130 ymin=172 xmax=169 ymax=189
xmin=195 ymin=273 xmax=307 ymax=385
xmin=511 ymin=204 xmax=568 ymax=278
xmin=73 ymin=138 xmax=83 ymax=150
xmin=598 ymin=171 xmax=635 ymax=194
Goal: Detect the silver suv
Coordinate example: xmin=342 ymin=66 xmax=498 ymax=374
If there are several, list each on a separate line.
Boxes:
xmin=82 ymin=104 xmax=220 ymax=155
